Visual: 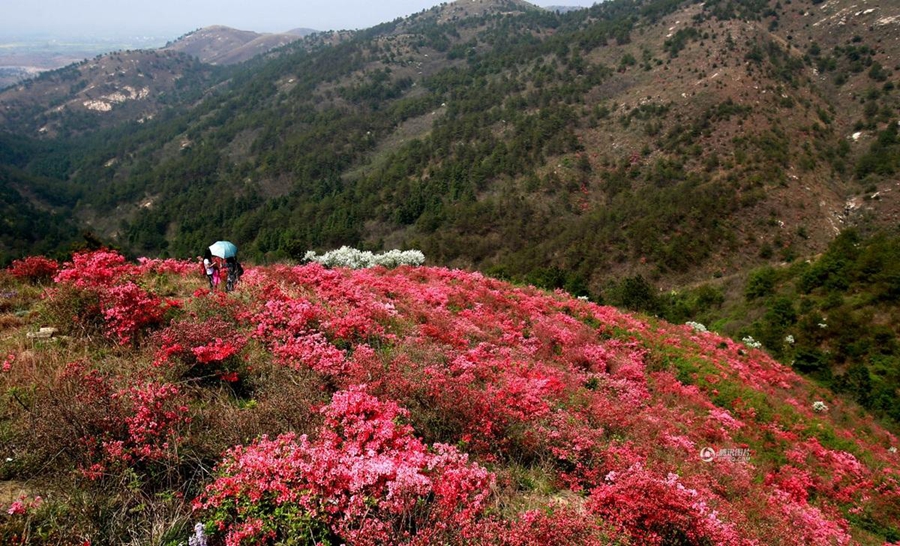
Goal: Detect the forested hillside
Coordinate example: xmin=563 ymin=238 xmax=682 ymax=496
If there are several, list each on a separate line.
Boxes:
xmin=2 ymin=0 xmax=897 ymax=283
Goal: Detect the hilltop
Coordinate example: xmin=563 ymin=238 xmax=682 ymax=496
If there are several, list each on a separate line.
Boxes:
xmin=0 ymin=24 xmax=320 ymax=136
xmin=0 ymin=250 xmax=898 ymax=544
xmin=162 ymin=25 xmax=315 ymax=65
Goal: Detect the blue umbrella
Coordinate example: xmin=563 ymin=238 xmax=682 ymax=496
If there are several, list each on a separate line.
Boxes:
xmin=209 ymin=241 xmax=238 ymax=259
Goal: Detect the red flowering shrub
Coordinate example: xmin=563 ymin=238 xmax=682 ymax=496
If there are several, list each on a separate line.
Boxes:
xmin=194 ymin=387 xmax=494 ymax=545
xmin=135 ymin=257 xmax=196 ymax=276
xmin=7 ymin=256 xmax=59 ymax=283
xmin=54 ymin=249 xmax=134 ymax=289
xmin=192 ymin=338 xmax=241 ymax=364
xmin=152 ymin=317 xmax=246 ymax=382
xmin=1 ymin=353 xmax=13 ymax=373
xmin=1 ymin=495 xmax=45 ymax=545
xmin=766 ymin=465 xmax=816 ymax=503
xmin=272 ymin=332 xmax=346 ymax=376
xmin=46 ymin=362 xmax=190 ymax=480
xmin=100 ymin=282 xmax=168 ymax=345
xmin=101 ymin=381 xmax=190 ymax=466
xmin=45 ymin=250 xmax=172 ymax=344
xmin=4 ymin=495 xmax=42 ymax=516
xmin=767 ymin=490 xmax=852 ymax=546
xmin=587 ymin=462 xmax=744 ymax=545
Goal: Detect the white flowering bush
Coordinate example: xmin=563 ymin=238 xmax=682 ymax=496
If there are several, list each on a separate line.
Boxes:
xmin=784 ymin=334 xmax=795 ymax=345
xmin=686 ymin=321 xmax=708 ymax=333
xmin=304 ymin=246 xmax=425 ymax=269
xmin=812 ymin=401 xmax=828 ymax=413
xmin=742 ymin=336 xmax=763 ymax=349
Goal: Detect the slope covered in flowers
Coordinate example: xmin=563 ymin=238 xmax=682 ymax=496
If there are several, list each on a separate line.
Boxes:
xmin=0 ymin=251 xmax=899 ymax=545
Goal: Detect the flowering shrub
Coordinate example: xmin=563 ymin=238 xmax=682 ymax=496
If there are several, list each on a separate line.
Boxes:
xmin=48 ymin=362 xmax=190 ymax=480
xmin=1 ymin=353 xmax=13 ymax=373
xmin=45 ymin=250 xmax=174 ymax=345
xmin=767 ymin=490 xmax=852 ymax=546
xmin=685 ymin=321 xmax=708 ymax=333
xmin=588 ymin=462 xmax=744 ymax=545
xmin=135 ymin=257 xmax=196 ymax=276
xmin=54 ymin=249 xmax=135 ymax=288
xmin=303 ymin=246 xmax=425 ymax=269
xmin=152 ymin=317 xmax=246 ymax=382
xmin=194 ymin=387 xmax=494 ymax=545
xmin=5 ymin=495 xmax=42 ymax=516
xmin=99 ymin=282 xmax=169 ymax=345
xmin=191 ymin=338 xmax=241 ymax=364
xmin=7 ymin=256 xmax=59 ymax=283
xmin=110 ymin=381 xmax=190 ymax=464
xmin=742 ymin=336 xmax=763 ymax=349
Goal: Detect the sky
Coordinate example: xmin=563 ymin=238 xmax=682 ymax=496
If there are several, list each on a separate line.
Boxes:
xmin=1 ymin=0 xmax=599 ymax=38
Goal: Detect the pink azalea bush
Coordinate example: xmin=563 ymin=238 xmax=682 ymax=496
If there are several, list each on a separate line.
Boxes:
xmin=194 ymin=386 xmax=494 ymax=545
xmin=57 ymin=362 xmax=190 ymax=480
xmin=46 ymin=249 xmax=175 ymax=344
xmin=152 ymin=316 xmax=247 ymax=382
xmin=5 ymin=495 xmax=42 ymax=516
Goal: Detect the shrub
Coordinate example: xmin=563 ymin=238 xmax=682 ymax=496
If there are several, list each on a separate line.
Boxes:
xmin=194 ymin=387 xmax=494 ymax=545
xmin=152 ymin=316 xmax=247 ymax=382
xmin=7 ymin=256 xmax=59 ymax=284
xmin=745 ymin=267 xmax=776 ymax=300
xmin=303 ymin=246 xmax=425 ymax=269
xmin=28 ymin=362 xmax=190 ymax=482
xmin=44 ymin=250 xmax=174 ymax=345
xmin=588 ymin=463 xmax=741 ymax=545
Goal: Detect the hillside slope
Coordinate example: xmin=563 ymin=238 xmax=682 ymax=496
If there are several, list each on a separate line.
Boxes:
xmin=0 ymin=49 xmax=218 ymax=137
xmin=0 ymin=250 xmax=898 ymax=544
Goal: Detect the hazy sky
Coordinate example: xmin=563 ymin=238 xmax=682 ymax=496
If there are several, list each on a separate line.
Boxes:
xmin=1 ymin=0 xmax=599 ymax=38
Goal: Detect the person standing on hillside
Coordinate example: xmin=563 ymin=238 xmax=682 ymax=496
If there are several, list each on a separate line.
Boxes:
xmin=225 ymin=256 xmax=244 ymax=292
xmin=199 ymin=254 xmax=216 ymax=289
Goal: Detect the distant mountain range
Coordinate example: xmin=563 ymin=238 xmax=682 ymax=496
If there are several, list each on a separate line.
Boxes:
xmin=0 ymin=25 xmax=320 ymax=91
